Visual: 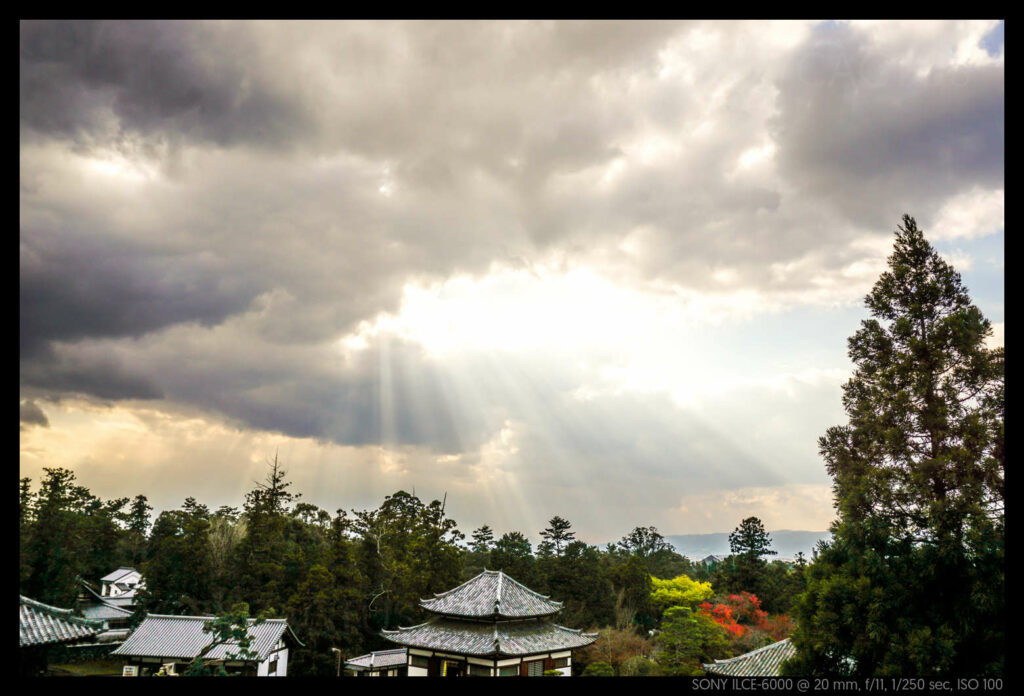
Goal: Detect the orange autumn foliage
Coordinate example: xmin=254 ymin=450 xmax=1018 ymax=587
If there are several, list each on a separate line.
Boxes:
xmin=698 ymin=592 xmax=793 ymax=642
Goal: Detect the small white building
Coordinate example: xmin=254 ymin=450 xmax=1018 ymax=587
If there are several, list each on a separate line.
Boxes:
xmin=100 ymin=567 xmax=144 ymax=598
xmin=111 ymin=614 xmax=301 ymax=676
xmin=345 ymin=647 xmax=410 ymax=676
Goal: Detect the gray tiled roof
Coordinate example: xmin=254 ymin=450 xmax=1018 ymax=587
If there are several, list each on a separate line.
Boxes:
xmin=102 ymin=594 xmax=136 ymax=606
xmin=81 ymin=602 xmax=134 ymax=622
xmin=101 ymin=567 xmax=139 ymax=583
xmin=111 ymin=614 xmax=301 ymax=662
xmin=382 ymin=617 xmax=597 ymax=656
xmin=703 ymin=638 xmax=796 ymax=676
xmin=420 ymin=570 xmax=563 ymax=618
xmin=345 ymin=648 xmax=408 ymax=671
xmin=79 ymin=579 xmax=136 ymax=621
xmin=20 ymin=596 xmax=104 ymax=647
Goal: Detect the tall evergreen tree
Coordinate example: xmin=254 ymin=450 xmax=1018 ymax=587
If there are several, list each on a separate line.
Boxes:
xmin=232 ymin=455 xmax=300 ymax=614
xmin=470 ymin=524 xmax=495 ymax=553
xmin=728 ymin=517 xmax=776 ymax=559
xmin=723 ymin=516 xmax=776 ymax=597
xmin=784 ymin=216 xmax=1004 ymax=676
xmin=490 ymin=531 xmax=538 ymax=586
xmin=539 ymin=516 xmax=575 ymax=557
xmin=140 ymin=500 xmax=214 ymax=615
xmin=23 ymin=468 xmax=114 ymax=606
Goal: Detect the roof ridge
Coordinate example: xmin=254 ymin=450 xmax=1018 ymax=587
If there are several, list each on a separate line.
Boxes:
xmin=711 ymin=638 xmax=791 ymax=664
xmin=498 ymin=570 xmax=555 ymax=600
xmin=21 ymin=596 xmax=104 ymax=628
xmin=21 ymin=595 xmax=73 ymax=615
xmin=382 ymin=617 xmax=436 ymax=633
xmin=427 ymin=569 xmax=493 ymax=599
xmin=144 ymin=613 xmax=286 ymax=623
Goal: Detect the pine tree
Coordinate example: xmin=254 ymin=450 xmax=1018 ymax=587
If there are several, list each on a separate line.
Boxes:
xmin=728 ymin=517 xmax=776 ymax=559
xmin=470 ymin=525 xmax=495 ymax=553
xmin=784 ymin=216 xmax=1004 ymax=676
xmin=539 ymin=516 xmax=575 ymax=556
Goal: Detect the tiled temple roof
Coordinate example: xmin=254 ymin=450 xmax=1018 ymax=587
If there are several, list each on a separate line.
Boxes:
xmin=345 ymin=648 xmax=409 ymax=671
xmin=78 ymin=580 xmax=135 ymax=621
xmin=112 ymin=615 xmax=301 ymax=662
xmin=81 ymin=602 xmax=134 ymax=622
xmin=20 ymin=596 xmax=103 ymax=647
xmin=420 ymin=570 xmax=563 ymax=618
xmin=703 ymin=638 xmax=796 ymax=676
xmin=382 ymin=616 xmax=597 ymax=657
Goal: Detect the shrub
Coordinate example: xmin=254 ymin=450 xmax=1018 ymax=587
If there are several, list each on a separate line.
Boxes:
xmin=582 ymin=661 xmax=615 ymax=676
xmin=619 ymin=655 xmax=661 ymax=676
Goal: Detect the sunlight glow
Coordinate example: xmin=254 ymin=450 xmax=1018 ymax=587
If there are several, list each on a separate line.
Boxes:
xmin=80 ymin=151 xmax=159 ymax=183
xmin=335 ymin=265 xmax=844 ymax=411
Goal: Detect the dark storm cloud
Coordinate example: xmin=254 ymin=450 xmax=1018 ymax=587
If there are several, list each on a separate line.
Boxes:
xmin=20 ymin=352 xmax=163 ymax=401
xmin=19 ymin=21 xmax=1002 ymax=462
xmin=20 ymin=20 xmax=311 ymax=149
xmin=772 ymin=22 xmax=1004 ymax=229
xmin=20 ymin=400 xmax=50 ymax=428
xmin=20 ymin=225 xmax=261 ymax=359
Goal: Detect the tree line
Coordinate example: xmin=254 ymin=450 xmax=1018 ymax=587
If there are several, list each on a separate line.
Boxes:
xmin=19 ymin=458 xmax=804 ymax=675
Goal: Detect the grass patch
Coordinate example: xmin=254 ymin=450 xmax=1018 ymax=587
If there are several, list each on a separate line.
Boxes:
xmin=47 ymin=658 xmax=125 ymax=676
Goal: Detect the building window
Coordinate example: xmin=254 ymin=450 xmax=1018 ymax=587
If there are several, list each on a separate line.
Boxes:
xmin=526 ymin=660 xmax=545 ymax=676
xmin=468 ymin=664 xmax=491 ymax=676
xmin=551 ymin=657 xmax=569 ymax=669
xmin=268 ymin=658 xmax=278 ymax=675
xmin=499 ymin=665 xmax=519 ymax=677
xmin=410 ymin=655 xmax=430 ymax=668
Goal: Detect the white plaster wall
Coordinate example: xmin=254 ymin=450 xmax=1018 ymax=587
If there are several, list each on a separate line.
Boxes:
xmin=257 ymin=648 xmax=289 ymax=676
xmin=408 ymin=666 xmax=429 ymax=677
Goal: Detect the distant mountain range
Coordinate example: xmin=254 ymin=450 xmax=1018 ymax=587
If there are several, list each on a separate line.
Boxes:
xmin=662 ymin=530 xmax=833 ymax=560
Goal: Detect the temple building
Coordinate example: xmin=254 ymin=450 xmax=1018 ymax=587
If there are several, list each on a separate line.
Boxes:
xmin=379 ymin=569 xmax=597 ymax=676
xmin=111 ymin=614 xmax=302 ymax=676
xmin=20 ymin=596 xmax=105 ymax=676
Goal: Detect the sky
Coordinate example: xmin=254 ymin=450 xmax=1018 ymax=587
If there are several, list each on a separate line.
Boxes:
xmin=20 ymin=20 xmax=1004 ymax=542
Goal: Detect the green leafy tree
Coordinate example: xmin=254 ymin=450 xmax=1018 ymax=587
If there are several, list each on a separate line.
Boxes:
xmin=655 ymin=606 xmax=731 ymax=675
xmin=581 ymin=661 xmax=614 ymax=676
xmin=490 ymin=531 xmax=538 ymax=587
xmin=620 ymin=655 xmax=662 ymax=676
xmin=784 ymin=216 xmax=1004 ymax=676
xmin=649 ymin=574 xmax=714 ymax=612
xmin=285 ymin=564 xmax=352 ymax=675
xmin=577 ymin=627 xmax=654 ymax=675
xmin=139 ymin=500 xmax=214 ymax=615
xmin=23 ymin=468 xmax=119 ymax=606
xmin=609 ymin=554 xmax=654 ymax=630
xmin=540 ymin=540 xmax=615 ymax=629
xmin=353 ymin=490 xmax=464 ymax=633
xmin=610 ymin=526 xmax=692 ymax=579
xmin=183 ymin=603 xmax=264 ymax=676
